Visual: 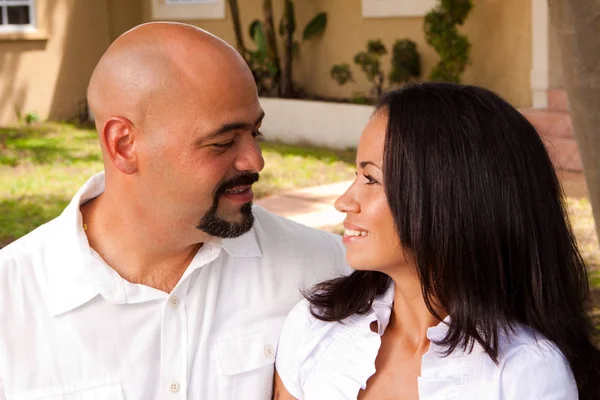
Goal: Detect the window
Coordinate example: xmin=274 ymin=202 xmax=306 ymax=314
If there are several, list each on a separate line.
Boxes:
xmin=362 ymin=0 xmax=436 ymax=18
xmin=166 ymin=0 xmax=217 ymax=4
xmin=0 ymin=0 xmax=35 ymax=33
xmin=151 ymin=0 xmax=224 ymax=20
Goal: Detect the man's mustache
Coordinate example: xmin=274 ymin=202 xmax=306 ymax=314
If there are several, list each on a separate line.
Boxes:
xmin=214 ymin=173 xmax=260 ymax=199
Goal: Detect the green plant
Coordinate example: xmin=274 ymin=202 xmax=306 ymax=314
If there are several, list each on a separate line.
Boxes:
xmin=248 ymin=21 xmax=276 ymax=95
xmin=354 ymin=39 xmax=387 ymax=98
xmin=330 ymin=38 xmax=420 ymax=101
xmin=13 ymin=106 xmax=40 ymax=126
xmin=350 ymin=92 xmax=370 ymax=105
xmin=244 ymin=2 xmax=327 ymax=97
xmin=389 ymin=39 xmax=421 ymax=85
xmin=330 ymin=64 xmax=353 ymax=86
xmin=24 ymin=113 xmax=39 ymax=125
xmin=14 ymin=111 xmax=40 ymax=126
xmin=424 ymin=0 xmax=473 ymax=82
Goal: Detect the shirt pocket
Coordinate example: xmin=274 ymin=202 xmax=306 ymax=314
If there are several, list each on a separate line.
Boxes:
xmin=7 ymin=379 xmax=124 ymax=400
xmin=212 ymin=316 xmax=285 ymax=400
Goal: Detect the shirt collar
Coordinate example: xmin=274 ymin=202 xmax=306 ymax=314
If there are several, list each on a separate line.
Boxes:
xmin=372 ymin=282 xmax=395 ymax=335
xmin=45 ymin=172 xmax=106 ymax=316
xmin=426 ymin=316 xmax=452 ymax=341
xmin=45 ymin=172 xmax=263 ymax=316
xmin=370 ymin=282 xmax=452 ymax=338
xmin=220 ymin=226 xmax=263 ymax=258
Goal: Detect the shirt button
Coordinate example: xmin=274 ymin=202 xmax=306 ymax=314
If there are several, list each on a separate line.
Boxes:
xmin=169 ymin=296 xmax=179 ymax=308
xmin=168 ymin=381 xmax=180 ymax=393
xmin=264 ymin=344 xmax=274 ymax=358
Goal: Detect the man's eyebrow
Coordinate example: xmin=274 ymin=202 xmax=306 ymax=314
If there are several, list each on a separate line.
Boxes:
xmin=200 ymin=111 xmax=266 ymax=143
xmin=358 ymin=160 xmax=381 ymax=170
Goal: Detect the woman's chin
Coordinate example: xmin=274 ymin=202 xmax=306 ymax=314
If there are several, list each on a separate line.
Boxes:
xmin=345 ymin=257 xmax=380 ymax=272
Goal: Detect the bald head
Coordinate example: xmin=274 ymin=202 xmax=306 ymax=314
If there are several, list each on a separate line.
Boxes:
xmin=87 ymin=22 xmax=255 ymax=132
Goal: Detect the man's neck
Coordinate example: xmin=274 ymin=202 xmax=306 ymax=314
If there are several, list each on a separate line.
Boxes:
xmin=80 ymin=194 xmax=205 ymax=293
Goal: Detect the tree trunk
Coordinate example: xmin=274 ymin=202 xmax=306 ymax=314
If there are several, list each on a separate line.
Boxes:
xmin=262 ymin=0 xmax=281 ymax=96
xmin=548 ymin=0 xmax=600 ymax=241
xmin=226 ymin=0 xmax=247 ymax=59
xmin=281 ymin=0 xmax=295 ymax=98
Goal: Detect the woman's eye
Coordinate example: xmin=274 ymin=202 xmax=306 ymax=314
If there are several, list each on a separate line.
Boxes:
xmin=364 ymin=174 xmax=378 ymax=185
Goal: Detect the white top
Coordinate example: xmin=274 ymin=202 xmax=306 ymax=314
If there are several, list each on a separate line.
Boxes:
xmin=276 ymin=285 xmax=578 ymax=399
xmin=0 ymin=172 xmax=350 ymax=400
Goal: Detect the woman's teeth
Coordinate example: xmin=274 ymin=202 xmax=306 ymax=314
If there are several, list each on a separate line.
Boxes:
xmin=344 ymin=229 xmax=369 ymax=237
xmin=225 ymin=187 xmax=248 ymax=194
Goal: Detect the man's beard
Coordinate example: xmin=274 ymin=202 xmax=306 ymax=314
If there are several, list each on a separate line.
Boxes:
xmin=196 ymin=173 xmax=259 ymax=238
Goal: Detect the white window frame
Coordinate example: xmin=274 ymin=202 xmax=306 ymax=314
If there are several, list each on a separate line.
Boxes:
xmin=151 ymin=0 xmax=225 ymax=20
xmin=166 ymin=0 xmax=216 ymax=4
xmin=0 ymin=0 xmax=35 ymax=33
xmin=362 ymin=0 xmax=437 ymax=18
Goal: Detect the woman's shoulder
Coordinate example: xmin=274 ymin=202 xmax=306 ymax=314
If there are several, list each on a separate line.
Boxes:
xmin=276 ymin=298 xmax=345 ymax=367
xmin=496 ymin=324 xmax=578 ymax=399
xmin=279 ymin=298 xmax=330 ymax=341
xmin=275 ymin=299 xmax=335 ymax=397
xmin=499 ymin=323 xmax=569 ymax=362
xmin=276 ymin=298 xmax=387 ymax=399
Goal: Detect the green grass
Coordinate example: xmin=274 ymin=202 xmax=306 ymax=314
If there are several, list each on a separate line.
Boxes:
xmin=0 ymin=123 xmax=103 ymax=246
xmin=255 ymin=141 xmax=355 ymax=198
xmin=566 ymin=198 xmax=600 ymax=341
xmin=0 ymin=123 xmax=355 ymax=248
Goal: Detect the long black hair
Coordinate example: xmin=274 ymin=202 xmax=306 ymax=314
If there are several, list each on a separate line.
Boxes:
xmin=306 ymin=82 xmax=600 ymax=398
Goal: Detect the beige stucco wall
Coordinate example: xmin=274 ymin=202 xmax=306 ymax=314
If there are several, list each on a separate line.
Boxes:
xmin=107 ymin=0 xmax=144 ymax=42
xmin=0 ymin=0 xmax=142 ymax=125
xmin=0 ymin=0 xmax=534 ymax=125
xmin=145 ymin=0 xmax=533 ymax=107
xmin=462 ymin=0 xmax=532 ymax=107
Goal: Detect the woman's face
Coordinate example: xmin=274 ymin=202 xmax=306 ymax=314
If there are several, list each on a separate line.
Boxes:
xmin=335 ymin=111 xmax=409 ymax=272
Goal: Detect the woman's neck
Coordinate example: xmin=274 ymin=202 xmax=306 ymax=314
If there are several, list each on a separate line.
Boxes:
xmin=386 ymin=269 xmax=447 ymax=352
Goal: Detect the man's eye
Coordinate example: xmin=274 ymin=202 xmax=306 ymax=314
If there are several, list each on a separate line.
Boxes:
xmin=213 ymin=140 xmax=235 ymax=149
xmin=252 ymin=130 xmax=263 ymax=140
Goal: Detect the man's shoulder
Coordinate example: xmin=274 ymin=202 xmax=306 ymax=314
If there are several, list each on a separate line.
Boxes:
xmin=0 ymin=217 xmax=57 ymax=272
xmin=252 ymin=205 xmax=342 ymax=248
xmin=251 ymin=205 xmax=351 ymax=277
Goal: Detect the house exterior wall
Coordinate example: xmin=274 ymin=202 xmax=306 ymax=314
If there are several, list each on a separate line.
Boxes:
xmin=0 ymin=0 xmax=535 ymax=125
xmin=143 ymin=0 xmax=533 ymax=107
xmin=0 ymin=0 xmax=142 ymax=125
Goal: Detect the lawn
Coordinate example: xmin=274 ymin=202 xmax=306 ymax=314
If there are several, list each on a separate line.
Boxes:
xmin=0 ymin=122 xmax=354 ymax=247
xmin=569 ymin=198 xmax=600 ymax=336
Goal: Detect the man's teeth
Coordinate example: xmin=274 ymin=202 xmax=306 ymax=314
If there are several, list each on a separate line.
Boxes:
xmin=344 ymin=229 xmax=369 ymax=237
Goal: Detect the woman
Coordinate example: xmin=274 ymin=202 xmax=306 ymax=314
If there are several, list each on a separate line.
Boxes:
xmin=274 ymin=82 xmax=600 ymax=399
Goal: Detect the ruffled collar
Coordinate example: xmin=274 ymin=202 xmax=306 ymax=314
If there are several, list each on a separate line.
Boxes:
xmin=304 ymin=283 xmax=481 ymax=399
xmin=371 ymin=282 xmax=451 ymax=339
xmin=371 ymin=282 xmax=395 ymax=335
xmin=302 ymin=284 xmax=395 ymax=399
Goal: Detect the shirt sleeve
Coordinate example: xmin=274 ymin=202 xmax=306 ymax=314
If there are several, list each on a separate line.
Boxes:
xmin=0 ymin=375 xmax=5 ymax=400
xmin=323 ymin=231 xmax=353 ymax=277
xmin=275 ymin=300 xmax=313 ymax=399
xmin=499 ymin=341 xmax=578 ymax=399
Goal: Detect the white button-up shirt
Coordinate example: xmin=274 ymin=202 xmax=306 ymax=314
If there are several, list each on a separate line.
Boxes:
xmin=0 ymin=173 xmax=349 ymax=400
xmin=276 ymin=285 xmax=578 ymax=399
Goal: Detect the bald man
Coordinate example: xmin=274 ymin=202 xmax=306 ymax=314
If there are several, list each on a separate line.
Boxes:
xmin=0 ymin=22 xmax=349 ymax=399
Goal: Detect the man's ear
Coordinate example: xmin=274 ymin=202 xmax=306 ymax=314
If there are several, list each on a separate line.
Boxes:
xmin=101 ymin=116 xmax=138 ymax=174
